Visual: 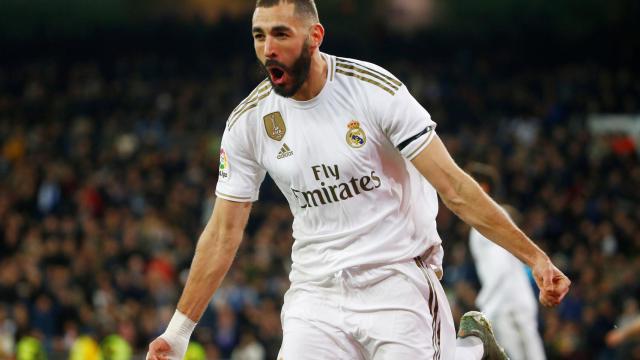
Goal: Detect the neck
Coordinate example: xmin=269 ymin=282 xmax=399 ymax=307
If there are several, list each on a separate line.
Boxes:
xmin=292 ymin=51 xmax=327 ymax=101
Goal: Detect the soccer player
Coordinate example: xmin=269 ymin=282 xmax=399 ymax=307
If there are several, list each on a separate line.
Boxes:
xmin=146 ymin=1 xmax=570 ymax=359
xmin=467 ymin=163 xmax=547 ymax=360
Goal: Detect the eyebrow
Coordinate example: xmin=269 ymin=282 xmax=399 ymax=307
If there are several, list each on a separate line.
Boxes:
xmin=252 ymin=25 xmax=293 ymax=34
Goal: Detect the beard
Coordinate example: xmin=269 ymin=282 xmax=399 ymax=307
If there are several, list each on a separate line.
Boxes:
xmin=260 ymin=40 xmax=312 ymax=98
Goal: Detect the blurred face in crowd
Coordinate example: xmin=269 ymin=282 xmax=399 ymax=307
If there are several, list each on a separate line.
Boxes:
xmin=252 ymin=2 xmax=322 ymax=97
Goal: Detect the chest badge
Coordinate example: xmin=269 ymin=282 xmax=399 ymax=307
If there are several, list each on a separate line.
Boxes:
xmin=263 ymin=111 xmax=286 ymax=141
xmin=346 ymin=120 xmax=367 ymax=148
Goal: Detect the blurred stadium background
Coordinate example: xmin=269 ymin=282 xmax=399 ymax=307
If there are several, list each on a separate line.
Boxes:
xmin=1 ymin=0 xmax=639 ymax=359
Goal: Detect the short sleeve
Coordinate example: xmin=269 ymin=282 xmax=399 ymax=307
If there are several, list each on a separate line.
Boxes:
xmin=380 ymin=85 xmax=437 ymax=160
xmin=215 ymin=124 xmax=266 ymax=202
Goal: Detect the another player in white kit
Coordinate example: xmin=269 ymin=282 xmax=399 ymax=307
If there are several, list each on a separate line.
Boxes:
xmin=470 ymin=226 xmax=547 ymax=360
xmin=147 ymin=1 xmax=570 ymax=359
xmin=467 ymin=162 xmax=547 ymax=360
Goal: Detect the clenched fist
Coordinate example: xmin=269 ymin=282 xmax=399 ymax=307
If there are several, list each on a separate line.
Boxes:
xmin=532 ymin=257 xmax=571 ymax=307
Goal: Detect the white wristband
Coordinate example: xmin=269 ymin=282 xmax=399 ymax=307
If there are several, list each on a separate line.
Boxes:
xmin=146 ymin=310 xmax=197 ymax=360
xmin=164 ymin=310 xmax=197 ymax=340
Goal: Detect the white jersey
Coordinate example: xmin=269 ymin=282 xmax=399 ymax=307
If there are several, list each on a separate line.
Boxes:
xmin=469 ymin=227 xmax=538 ymax=319
xmin=216 ymin=53 xmax=443 ymax=283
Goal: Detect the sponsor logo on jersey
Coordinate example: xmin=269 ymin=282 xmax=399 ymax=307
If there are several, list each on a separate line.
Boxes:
xmin=277 ymin=143 xmax=294 ymax=159
xmin=290 ymin=164 xmax=381 ymax=209
xmin=346 ymin=120 xmax=366 ymax=148
xmin=219 ymin=148 xmax=229 ymax=180
xmin=263 ymin=111 xmax=286 ymax=141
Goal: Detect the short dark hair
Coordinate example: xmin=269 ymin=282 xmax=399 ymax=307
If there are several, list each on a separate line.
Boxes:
xmin=255 ymin=0 xmax=319 ymax=23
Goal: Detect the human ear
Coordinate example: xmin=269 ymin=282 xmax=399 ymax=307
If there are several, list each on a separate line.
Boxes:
xmin=308 ymin=23 xmax=324 ymax=50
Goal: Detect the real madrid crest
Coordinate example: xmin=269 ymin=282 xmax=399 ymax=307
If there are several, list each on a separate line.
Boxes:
xmin=346 ymin=120 xmax=366 ymax=148
xmin=263 ymin=112 xmax=286 ymax=141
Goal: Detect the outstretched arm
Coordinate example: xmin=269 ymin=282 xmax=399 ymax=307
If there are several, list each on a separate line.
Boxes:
xmin=411 ymin=134 xmax=570 ymax=307
xmin=606 ymin=316 xmax=640 ymax=347
xmin=147 ymin=198 xmax=252 ymax=360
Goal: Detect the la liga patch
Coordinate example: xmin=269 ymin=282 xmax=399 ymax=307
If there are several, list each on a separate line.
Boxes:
xmin=219 ymin=148 xmax=230 ymax=181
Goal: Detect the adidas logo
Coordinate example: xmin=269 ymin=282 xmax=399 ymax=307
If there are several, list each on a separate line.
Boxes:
xmin=277 ymin=143 xmax=294 ymax=159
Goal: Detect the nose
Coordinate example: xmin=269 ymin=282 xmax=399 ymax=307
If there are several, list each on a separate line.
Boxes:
xmin=263 ymin=36 xmax=277 ymax=59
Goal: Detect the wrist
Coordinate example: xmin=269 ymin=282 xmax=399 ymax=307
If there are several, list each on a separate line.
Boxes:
xmin=525 ymin=248 xmax=550 ymax=268
xmin=532 ymin=252 xmax=551 ymax=267
xmin=163 ymin=310 xmax=197 ymax=341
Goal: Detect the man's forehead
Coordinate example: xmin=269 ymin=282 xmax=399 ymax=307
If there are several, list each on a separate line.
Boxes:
xmin=252 ymin=3 xmax=302 ymax=29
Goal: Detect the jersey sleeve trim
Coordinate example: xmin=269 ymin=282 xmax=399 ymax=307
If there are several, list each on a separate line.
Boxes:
xmin=404 ymin=128 xmax=437 ymax=160
xmin=397 ymin=125 xmax=435 ymax=151
xmin=215 ymin=190 xmax=254 ymax=202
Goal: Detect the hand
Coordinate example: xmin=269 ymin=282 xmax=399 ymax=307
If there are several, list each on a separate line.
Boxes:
xmin=532 ymin=257 xmax=571 ymax=307
xmin=605 ymin=328 xmax=626 ymax=347
xmin=147 ymin=336 xmax=187 ymax=360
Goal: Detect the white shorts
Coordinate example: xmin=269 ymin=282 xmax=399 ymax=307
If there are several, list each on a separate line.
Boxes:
xmin=278 ymin=258 xmax=456 ymax=360
xmin=491 ymin=309 xmax=546 ymax=360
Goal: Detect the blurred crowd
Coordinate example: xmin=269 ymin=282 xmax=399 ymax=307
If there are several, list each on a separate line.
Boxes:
xmin=0 ymin=49 xmax=639 ymax=359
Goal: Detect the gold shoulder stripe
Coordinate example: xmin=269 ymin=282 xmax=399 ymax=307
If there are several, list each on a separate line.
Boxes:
xmin=335 ymin=62 xmax=399 ymax=91
xmin=336 ymin=69 xmax=395 ymax=95
xmin=230 ymin=81 xmax=271 ymax=117
xmin=245 ymin=78 xmax=269 ymax=100
xmin=227 ymin=88 xmax=273 ymax=130
xmin=233 ymin=88 xmax=272 ymax=120
xmin=230 ymin=79 xmax=268 ymax=115
xmin=336 ymin=58 xmax=402 ymax=87
xmin=228 ymin=84 xmax=272 ymax=128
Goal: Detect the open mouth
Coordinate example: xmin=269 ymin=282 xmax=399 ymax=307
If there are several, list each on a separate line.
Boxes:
xmin=268 ymin=66 xmax=287 ymax=85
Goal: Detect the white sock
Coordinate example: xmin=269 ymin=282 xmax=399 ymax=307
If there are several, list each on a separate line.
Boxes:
xmin=455 ymin=335 xmax=484 ymax=360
